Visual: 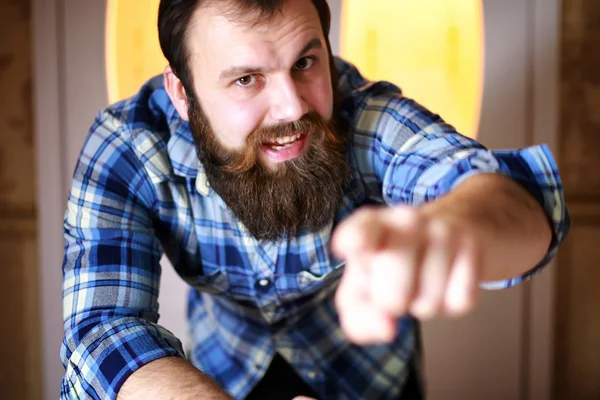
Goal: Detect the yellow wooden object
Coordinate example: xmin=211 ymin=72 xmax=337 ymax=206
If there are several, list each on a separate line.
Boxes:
xmin=105 ymin=0 xmax=164 ymax=103
xmin=340 ymin=0 xmax=484 ymax=138
xmin=106 ymin=1 xmax=484 ymax=138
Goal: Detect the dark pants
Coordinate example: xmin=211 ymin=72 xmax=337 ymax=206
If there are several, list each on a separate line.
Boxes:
xmin=245 ymin=353 xmax=423 ymax=400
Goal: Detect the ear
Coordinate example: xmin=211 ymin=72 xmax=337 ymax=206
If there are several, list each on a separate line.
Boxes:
xmin=163 ymin=65 xmax=190 ymax=121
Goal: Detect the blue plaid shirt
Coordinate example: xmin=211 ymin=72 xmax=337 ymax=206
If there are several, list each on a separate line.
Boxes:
xmin=60 ymin=57 xmax=570 ymax=399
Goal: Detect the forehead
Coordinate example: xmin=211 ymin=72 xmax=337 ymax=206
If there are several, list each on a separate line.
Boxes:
xmin=186 ymin=0 xmax=325 ymax=77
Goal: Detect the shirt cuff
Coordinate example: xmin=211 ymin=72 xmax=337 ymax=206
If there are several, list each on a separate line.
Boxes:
xmin=61 ymin=316 xmax=185 ymax=400
xmin=418 ymin=143 xmax=571 ymax=290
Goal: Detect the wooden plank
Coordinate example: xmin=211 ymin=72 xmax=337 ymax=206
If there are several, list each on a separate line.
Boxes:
xmin=0 ymin=1 xmax=41 ymax=399
xmin=560 ymin=0 xmax=600 ymax=197
xmin=554 ymin=224 xmax=600 ymax=400
xmin=0 ymin=235 xmax=40 ymax=400
xmin=0 ymin=0 xmax=36 ymax=214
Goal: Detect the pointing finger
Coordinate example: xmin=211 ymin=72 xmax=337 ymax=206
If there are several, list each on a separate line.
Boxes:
xmin=331 ymin=206 xmax=421 ymax=260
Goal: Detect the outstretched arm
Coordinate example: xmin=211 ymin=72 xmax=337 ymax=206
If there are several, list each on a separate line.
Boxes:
xmin=331 ymin=173 xmax=552 ymax=344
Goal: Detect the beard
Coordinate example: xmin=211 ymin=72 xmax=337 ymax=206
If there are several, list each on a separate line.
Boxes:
xmin=187 ymin=96 xmax=352 ymax=242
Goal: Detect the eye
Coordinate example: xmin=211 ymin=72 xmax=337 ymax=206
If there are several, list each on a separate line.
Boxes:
xmin=294 ymin=57 xmax=315 ymax=71
xmin=236 ymin=75 xmax=256 ymax=87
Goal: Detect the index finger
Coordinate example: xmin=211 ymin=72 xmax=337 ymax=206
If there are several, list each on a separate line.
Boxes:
xmin=331 ymin=205 xmax=420 ymax=260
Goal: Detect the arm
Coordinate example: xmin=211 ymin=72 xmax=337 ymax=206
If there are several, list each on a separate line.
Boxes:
xmin=332 ymin=171 xmax=559 ymax=344
xmin=118 ymin=357 xmax=231 ymax=400
xmin=331 ymin=88 xmax=570 ymax=344
xmin=419 ymin=172 xmax=552 ymax=283
xmin=61 ymin=112 xmax=229 ymax=400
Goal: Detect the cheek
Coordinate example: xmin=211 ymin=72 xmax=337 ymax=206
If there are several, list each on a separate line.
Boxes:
xmin=305 ymin=76 xmax=334 ymax=120
xmin=205 ymin=99 xmax=265 ymax=150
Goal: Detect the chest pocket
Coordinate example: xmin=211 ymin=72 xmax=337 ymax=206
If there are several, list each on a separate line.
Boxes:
xmin=184 ymin=268 xmax=230 ymax=294
xmin=296 ymin=260 xmax=345 ymax=295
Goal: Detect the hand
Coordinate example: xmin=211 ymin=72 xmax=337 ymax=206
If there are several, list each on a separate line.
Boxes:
xmin=292 ymin=397 xmax=317 ymax=400
xmin=331 ymin=205 xmax=482 ymax=345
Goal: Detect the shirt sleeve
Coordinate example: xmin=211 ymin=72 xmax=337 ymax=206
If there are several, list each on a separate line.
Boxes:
xmin=346 ymin=78 xmax=570 ymax=290
xmin=60 ymin=111 xmax=185 ymax=400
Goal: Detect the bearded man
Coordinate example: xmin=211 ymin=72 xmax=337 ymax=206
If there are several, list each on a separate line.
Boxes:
xmin=60 ymin=0 xmax=570 ymax=399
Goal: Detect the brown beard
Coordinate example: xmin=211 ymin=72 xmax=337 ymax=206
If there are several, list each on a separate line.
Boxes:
xmin=187 ymin=97 xmax=352 ymax=242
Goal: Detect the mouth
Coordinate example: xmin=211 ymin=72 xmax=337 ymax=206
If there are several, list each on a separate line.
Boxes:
xmin=260 ymin=132 xmax=309 ymax=163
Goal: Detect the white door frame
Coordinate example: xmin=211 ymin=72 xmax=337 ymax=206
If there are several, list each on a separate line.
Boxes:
xmin=32 ymin=0 xmax=67 ymax=398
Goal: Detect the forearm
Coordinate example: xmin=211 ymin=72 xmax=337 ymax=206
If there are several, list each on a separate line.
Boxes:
xmin=118 ymin=357 xmax=232 ymax=400
xmin=420 ymin=173 xmax=552 ymax=283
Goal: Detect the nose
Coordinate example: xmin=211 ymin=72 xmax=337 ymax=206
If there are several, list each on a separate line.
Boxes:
xmin=269 ymin=75 xmax=309 ymax=122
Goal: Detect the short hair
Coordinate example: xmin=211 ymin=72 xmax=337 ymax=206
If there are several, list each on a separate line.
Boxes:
xmin=157 ymin=0 xmax=334 ymax=96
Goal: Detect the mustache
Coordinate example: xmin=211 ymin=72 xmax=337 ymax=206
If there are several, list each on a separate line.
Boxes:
xmin=218 ymin=112 xmax=344 ymax=174
xmin=250 ymin=113 xmax=325 ymax=143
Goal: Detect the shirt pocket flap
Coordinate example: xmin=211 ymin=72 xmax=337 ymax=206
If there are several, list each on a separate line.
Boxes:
xmin=185 ymin=268 xmax=230 ymax=294
xmin=296 ymin=261 xmax=345 ymax=294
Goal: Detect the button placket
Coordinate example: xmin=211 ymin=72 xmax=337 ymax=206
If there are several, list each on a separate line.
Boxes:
xmin=250 ymin=240 xmax=279 ymax=309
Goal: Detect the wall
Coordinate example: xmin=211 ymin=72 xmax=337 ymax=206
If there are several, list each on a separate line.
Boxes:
xmin=555 ymin=0 xmax=600 ymax=398
xmin=0 ymin=0 xmax=41 ymax=399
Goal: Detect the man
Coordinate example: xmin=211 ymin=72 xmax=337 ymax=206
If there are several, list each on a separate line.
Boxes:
xmin=60 ymin=0 xmax=570 ymax=399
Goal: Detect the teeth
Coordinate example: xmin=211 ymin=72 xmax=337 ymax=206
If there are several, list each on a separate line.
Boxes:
xmin=274 ymin=133 xmax=301 ymax=145
xmin=271 ymin=142 xmax=295 ymax=150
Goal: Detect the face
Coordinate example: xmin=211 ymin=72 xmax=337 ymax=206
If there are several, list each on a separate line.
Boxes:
xmin=187 ymin=0 xmax=335 ymax=169
xmin=165 ymin=0 xmax=351 ymax=241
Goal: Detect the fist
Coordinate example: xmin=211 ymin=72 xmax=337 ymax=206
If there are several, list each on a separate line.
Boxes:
xmin=331 ymin=205 xmax=482 ymax=345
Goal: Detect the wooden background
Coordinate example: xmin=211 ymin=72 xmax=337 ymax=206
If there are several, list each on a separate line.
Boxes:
xmin=0 ymin=1 xmax=41 ymax=399
xmin=555 ymin=0 xmax=600 ymax=398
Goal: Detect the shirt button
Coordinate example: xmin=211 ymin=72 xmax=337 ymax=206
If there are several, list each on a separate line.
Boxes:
xmin=258 ymin=278 xmax=270 ymax=287
xmin=307 ymin=371 xmax=317 ymax=380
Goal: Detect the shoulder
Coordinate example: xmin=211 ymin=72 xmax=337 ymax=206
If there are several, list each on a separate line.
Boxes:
xmin=85 ymin=75 xmax=182 ymax=183
xmin=334 ymin=56 xmax=454 ymax=152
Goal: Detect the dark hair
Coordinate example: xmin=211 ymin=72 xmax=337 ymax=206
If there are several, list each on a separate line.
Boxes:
xmin=157 ymin=0 xmax=336 ymax=97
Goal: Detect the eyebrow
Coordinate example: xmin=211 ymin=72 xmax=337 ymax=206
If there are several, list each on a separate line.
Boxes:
xmin=295 ymin=38 xmax=323 ymax=60
xmin=218 ymin=37 xmax=324 ymax=80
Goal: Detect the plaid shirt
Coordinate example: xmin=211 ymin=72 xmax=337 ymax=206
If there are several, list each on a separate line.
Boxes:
xmin=60 ymin=57 xmax=570 ymax=400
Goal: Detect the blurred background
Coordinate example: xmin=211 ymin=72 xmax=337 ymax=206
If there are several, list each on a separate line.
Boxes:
xmin=1 ymin=0 xmax=598 ymax=398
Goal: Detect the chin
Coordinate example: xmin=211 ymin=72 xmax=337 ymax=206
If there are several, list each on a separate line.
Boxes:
xmin=258 ymin=156 xmax=288 ymax=173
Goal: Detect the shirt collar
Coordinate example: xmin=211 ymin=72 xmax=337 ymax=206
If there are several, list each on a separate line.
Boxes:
xmin=166 ymin=119 xmax=211 ymax=196
xmin=153 ymin=82 xmax=212 ymax=196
